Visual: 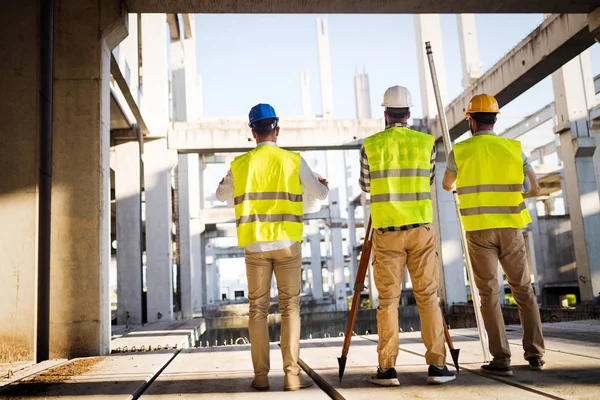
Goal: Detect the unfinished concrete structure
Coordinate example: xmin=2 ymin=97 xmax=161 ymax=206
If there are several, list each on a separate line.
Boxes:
xmin=2 ymin=1 xmax=600 ymax=373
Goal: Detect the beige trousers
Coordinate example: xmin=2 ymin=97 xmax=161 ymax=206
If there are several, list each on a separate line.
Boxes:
xmin=466 ymin=228 xmax=545 ymax=367
xmin=372 ymin=224 xmax=446 ymax=368
xmin=245 ymin=242 xmax=302 ymax=377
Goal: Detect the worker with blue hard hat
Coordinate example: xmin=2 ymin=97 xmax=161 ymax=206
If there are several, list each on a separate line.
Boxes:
xmin=248 ymin=103 xmax=279 ymax=129
xmin=216 ymin=103 xmax=329 ymax=391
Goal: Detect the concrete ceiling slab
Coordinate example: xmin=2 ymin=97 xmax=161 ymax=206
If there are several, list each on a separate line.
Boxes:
xmin=125 ymin=0 xmax=600 ymax=14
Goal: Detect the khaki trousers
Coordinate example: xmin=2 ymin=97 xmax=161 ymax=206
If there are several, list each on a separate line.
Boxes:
xmin=245 ymin=242 xmax=302 ymax=377
xmin=466 ymin=228 xmax=545 ymax=367
xmin=372 ymin=224 xmax=446 ymax=368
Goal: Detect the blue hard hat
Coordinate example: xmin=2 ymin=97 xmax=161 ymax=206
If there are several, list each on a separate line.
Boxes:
xmin=248 ymin=103 xmax=279 ymax=127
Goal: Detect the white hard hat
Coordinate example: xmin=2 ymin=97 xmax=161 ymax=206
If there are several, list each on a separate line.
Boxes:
xmin=381 ymin=85 xmax=414 ymax=108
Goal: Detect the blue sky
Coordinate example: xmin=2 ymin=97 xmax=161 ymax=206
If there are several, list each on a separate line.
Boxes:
xmin=194 ymin=13 xmax=600 ymax=124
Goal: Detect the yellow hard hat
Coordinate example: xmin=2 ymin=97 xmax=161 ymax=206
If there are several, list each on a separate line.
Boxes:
xmin=464 ymin=94 xmax=500 ymax=118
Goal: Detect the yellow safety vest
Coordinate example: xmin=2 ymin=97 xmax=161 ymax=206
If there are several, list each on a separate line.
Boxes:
xmin=454 ymin=134 xmax=531 ymax=231
xmin=363 ymin=127 xmax=435 ymax=229
xmin=231 ymin=145 xmax=303 ymax=247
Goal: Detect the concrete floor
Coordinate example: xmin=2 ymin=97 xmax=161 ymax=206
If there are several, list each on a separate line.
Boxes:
xmin=1 ymin=320 xmax=599 ymax=399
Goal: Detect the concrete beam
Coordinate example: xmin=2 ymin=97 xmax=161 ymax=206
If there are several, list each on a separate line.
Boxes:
xmin=166 ymin=14 xmax=180 ymax=41
xmin=529 ymin=141 xmax=557 ymax=162
xmin=170 ymin=118 xmax=384 ymax=153
xmin=182 ymin=14 xmax=193 ymax=39
xmin=125 ymin=0 xmax=600 ymax=14
xmin=110 ymin=54 xmax=149 ymax=135
xmin=442 ymin=13 xmax=600 ymax=141
xmin=500 ymin=103 xmax=555 ymax=140
xmin=201 ymin=205 xmax=333 ymax=224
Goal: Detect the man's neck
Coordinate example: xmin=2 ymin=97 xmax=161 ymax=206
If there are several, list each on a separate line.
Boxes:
xmin=473 ymin=129 xmax=495 ymax=136
xmin=256 ymin=137 xmax=277 ymax=145
xmin=386 ymin=121 xmax=409 ymax=129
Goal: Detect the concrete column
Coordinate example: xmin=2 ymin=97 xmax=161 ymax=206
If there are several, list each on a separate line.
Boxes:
xmin=201 ymin=232 xmax=210 ymax=305
xmin=347 ymin=203 xmax=358 ymax=288
xmin=361 ymin=193 xmax=378 ymax=309
xmin=414 ymin=14 xmax=447 ymax=119
xmin=171 ymin=39 xmax=186 ymax=122
xmin=177 ymin=154 xmax=205 ymax=318
xmin=526 ymin=198 xmax=543 ymax=298
xmin=115 ymin=140 xmax=143 ymax=325
xmin=553 ymin=52 xmax=600 ymax=302
xmin=316 ymin=17 xmax=334 ymax=119
xmin=433 ymin=142 xmax=467 ymax=306
xmin=49 ymin=0 xmax=127 ymax=358
xmin=0 ymin=2 xmax=45 ymax=362
xmin=183 ymin=15 xmax=199 ymax=122
xmin=212 ymin=260 xmax=221 ymax=303
xmin=354 ymin=72 xmax=372 ymax=120
xmin=141 ymin=14 xmax=169 ymax=136
xmin=309 ymin=220 xmax=323 ymax=299
xmin=456 ymin=14 xmax=482 ymax=90
xmin=144 ymin=138 xmax=177 ymax=322
xmin=300 ymin=71 xmax=313 ymax=117
xmin=326 ymin=150 xmax=347 ymax=310
xmin=171 ymin=15 xmax=199 ymax=122
xmin=329 ymin=189 xmax=348 ymax=310
xmin=497 ymin=263 xmax=506 ymax=305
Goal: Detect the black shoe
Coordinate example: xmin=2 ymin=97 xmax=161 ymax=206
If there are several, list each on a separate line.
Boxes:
xmin=370 ymin=367 xmax=400 ymax=387
xmin=427 ymin=365 xmax=456 ymax=384
xmin=528 ymin=357 xmax=545 ymax=371
xmin=480 ymin=362 xmax=513 ymax=376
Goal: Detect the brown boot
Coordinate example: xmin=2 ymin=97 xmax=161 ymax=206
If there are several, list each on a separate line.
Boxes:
xmin=284 ymin=372 xmax=314 ymax=391
xmin=251 ymin=375 xmax=269 ymax=391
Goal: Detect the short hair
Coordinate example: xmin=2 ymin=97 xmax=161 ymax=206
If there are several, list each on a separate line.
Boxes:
xmin=251 ymin=118 xmax=278 ymax=135
xmin=470 ymin=112 xmax=497 ymax=125
xmin=386 ymin=107 xmax=409 ymax=120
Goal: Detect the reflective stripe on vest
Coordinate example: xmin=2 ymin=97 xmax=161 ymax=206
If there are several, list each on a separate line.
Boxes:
xmin=231 ymin=146 xmax=303 ymax=247
xmin=233 ymin=192 xmax=303 ymax=205
xmin=370 ymin=168 xmax=430 ymax=178
xmin=363 ymin=127 xmax=435 ymax=229
xmin=236 ymin=213 xmax=303 ymax=226
xmin=454 ymin=134 xmax=531 ymax=231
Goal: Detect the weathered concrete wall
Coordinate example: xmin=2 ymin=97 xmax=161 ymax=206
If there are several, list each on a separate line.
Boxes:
xmin=449 ymin=304 xmax=600 ymax=328
xmin=200 ymin=307 xmax=422 ymax=344
xmin=0 ymin=0 xmax=41 ymax=362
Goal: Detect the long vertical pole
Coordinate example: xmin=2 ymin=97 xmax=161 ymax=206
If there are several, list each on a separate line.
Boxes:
xmin=425 ymin=41 xmax=490 ymax=362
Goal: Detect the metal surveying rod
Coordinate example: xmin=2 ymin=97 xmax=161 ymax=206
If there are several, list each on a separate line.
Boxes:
xmin=425 ymin=41 xmax=491 ymax=362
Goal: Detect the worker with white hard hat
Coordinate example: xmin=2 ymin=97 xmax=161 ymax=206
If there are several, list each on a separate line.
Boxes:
xmin=442 ymin=94 xmax=545 ymax=376
xmin=359 ymin=85 xmax=455 ymax=386
xmin=216 ymin=103 xmax=328 ymax=391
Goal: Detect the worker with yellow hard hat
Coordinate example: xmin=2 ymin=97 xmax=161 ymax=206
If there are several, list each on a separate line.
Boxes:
xmin=360 ymin=85 xmax=456 ymax=386
xmin=216 ymin=104 xmax=329 ymax=391
xmin=442 ymin=94 xmax=546 ymax=376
